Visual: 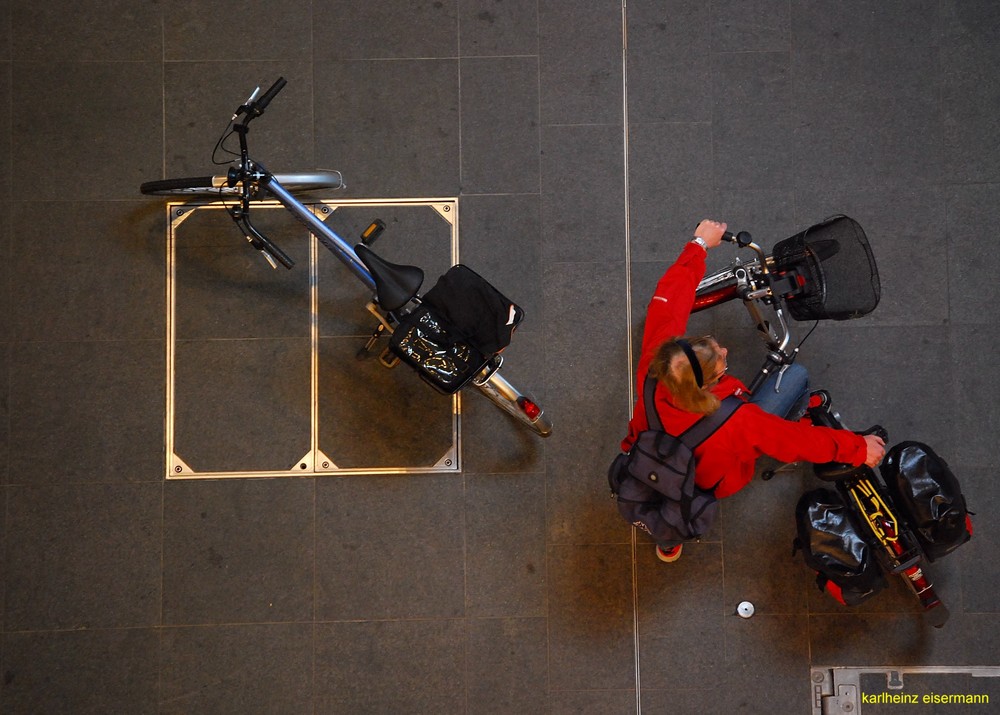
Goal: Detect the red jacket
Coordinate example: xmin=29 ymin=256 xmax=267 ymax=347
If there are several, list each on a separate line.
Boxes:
xmin=621 ymin=242 xmax=867 ymax=499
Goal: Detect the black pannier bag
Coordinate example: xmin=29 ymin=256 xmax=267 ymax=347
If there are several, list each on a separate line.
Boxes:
xmin=389 ymin=264 xmax=522 ymax=394
xmin=881 ymin=441 xmax=972 ymax=562
xmin=794 ymin=488 xmax=887 ymax=606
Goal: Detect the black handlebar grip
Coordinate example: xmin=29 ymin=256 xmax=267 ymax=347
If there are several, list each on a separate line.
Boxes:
xmin=255 ymin=77 xmax=287 ymax=113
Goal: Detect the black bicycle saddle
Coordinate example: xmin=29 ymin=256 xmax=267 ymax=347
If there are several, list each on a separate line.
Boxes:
xmin=355 ymin=243 xmax=424 ymax=313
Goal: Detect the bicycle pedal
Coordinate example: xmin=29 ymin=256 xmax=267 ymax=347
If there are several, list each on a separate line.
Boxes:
xmin=361 ymin=219 xmax=386 ymax=246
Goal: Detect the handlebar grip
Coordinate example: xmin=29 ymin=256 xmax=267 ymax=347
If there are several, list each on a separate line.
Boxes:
xmin=255 ymin=77 xmax=287 ymax=113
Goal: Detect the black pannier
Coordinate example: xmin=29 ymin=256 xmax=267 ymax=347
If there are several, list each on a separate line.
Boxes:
xmin=881 ymin=441 xmax=972 ymax=562
xmin=794 ymin=488 xmax=887 ymax=606
xmin=389 ymin=264 xmax=523 ymax=394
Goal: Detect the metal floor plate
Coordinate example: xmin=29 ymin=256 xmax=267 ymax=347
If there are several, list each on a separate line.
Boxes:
xmin=164 ymin=198 xmax=461 ymax=478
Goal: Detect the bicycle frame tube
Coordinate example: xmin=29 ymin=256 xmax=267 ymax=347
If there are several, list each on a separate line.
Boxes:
xmin=263 ymin=176 xmax=376 ymax=293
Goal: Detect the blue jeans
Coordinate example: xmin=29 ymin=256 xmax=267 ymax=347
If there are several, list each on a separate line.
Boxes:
xmin=749 ymin=363 xmax=809 ymax=419
xmin=654 ymin=364 xmax=810 ymax=552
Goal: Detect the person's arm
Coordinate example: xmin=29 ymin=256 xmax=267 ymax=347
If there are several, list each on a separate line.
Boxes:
xmin=637 ymin=220 xmax=728 ymax=375
xmin=740 ymin=405 xmax=874 ymax=466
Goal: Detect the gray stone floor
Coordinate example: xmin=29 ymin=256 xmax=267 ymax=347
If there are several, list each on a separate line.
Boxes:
xmin=1 ymin=1 xmax=999 ymax=713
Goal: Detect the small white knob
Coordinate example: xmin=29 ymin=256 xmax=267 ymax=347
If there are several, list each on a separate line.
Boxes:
xmin=737 ymin=601 xmax=755 ymax=618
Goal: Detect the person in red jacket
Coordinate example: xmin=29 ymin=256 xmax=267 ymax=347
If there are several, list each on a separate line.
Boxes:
xmin=623 ymin=219 xmax=886 ymax=563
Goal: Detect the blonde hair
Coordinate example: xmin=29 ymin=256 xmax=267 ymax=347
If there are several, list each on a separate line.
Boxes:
xmin=649 ymin=336 xmax=723 ymax=414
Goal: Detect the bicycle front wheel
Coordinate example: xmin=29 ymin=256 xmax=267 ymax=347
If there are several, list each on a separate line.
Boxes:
xmin=139 ymin=170 xmax=344 ymax=197
xmin=471 ymin=361 xmax=552 ymax=438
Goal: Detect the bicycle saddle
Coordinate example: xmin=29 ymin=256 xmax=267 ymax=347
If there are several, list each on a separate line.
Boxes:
xmin=355 ymin=244 xmax=424 ymax=313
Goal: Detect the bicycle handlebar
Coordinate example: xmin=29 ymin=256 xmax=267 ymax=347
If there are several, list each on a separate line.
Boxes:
xmin=254 ymin=77 xmax=286 ymax=115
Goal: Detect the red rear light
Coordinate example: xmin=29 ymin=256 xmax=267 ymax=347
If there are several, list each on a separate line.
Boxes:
xmin=517 ymin=397 xmax=542 ymax=421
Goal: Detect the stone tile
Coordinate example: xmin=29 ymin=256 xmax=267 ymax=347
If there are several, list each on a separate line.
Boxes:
xmin=11 ymin=1 xmax=161 ymax=61
xmin=162 ymin=62 xmax=315 ymax=178
xmin=797 ymin=325 xmax=956 ymax=452
xmin=809 ymin=612 xmax=1000 ymax=665
xmin=171 ymin=205 xmax=311 ymax=341
xmin=722 ymin=472 xmax=811 ymax=616
xmin=790 ymin=46 xmax=941 ymax=190
xmin=317 ymin=337 xmax=456 ymax=471
xmin=314 ymin=59 xmax=460 ymax=197
xmin=12 ymin=62 xmax=161 ymax=201
xmin=549 ymin=689 xmax=637 ymax=714
xmin=945 ymin=184 xmax=1000 ymax=327
xmin=713 ymin=0 xmax=790 ymax=51
xmin=0 ymin=64 xmax=9 ymax=199
xmin=539 ymin=0 xmax=623 ymax=126
xmin=790 ymin=0 xmax=939 ymax=51
xmin=721 ymin=615 xmax=811 ymax=714
xmin=173 ymin=338 xmax=311 ymax=474
xmin=712 ymin=51 xmax=795 ymax=191
xmin=0 ymin=1 xmax=8 ymax=61
xmin=1 ymin=629 xmax=158 ymax=714
xmin=9 ymin=340 xmax=164 ymax=484
xmin=957 ymin=471 xmax=997 ymax=613
xmin=639 ymin=614 xmax=725 ymax=690
xmin=457 ymin=193 xmax=543 ymax=322
xmin=541 ymin=124 xmax=625 ymax=263
xmin=458 ymin=0 xmax=539 ymax=57
xmin=954 ymin=326 xmax=1000 ymax=465
xmin=466 ymin=617 xmax=548 ymax=714
xmin=627 ymin=121 xmax=714 ymax=262
xmin=542 ymin=261 xmax=631 ymax=544
xmin=643 ymin=689 xmax=730 ymax=715
xmin=941 ymin=43 xmax=1000 ymax=184
xmin=163 ymin=0 xmax=312 ymax=61
xmin=465 ymin=473 xmax=546 ymax=617
xmin=314 ymin=620 xmax=466 ymax=714
xmin=637 ymin=541 xmax=725 ymax=624
xmin=315 ymin=474 xmax=465 ymax=620
xmin=162 ymin=478 xmax=315 ymax=625
xmin=11 ymin=201 xmax=165 ymax=341
xmin=159 ymin=624 xmax=314 ymax=715
xmin=459 ymin=56 xmax=540 ymax=195
xmin=940 ymin=0 xmax=1000 ymax=46
xmin=4 ymin=483 xmax=161 ymax=630
xmin=626 ymin=0 xmax=712 ymax=124
xmin=0 ymin=484 xmax=6 ymax=623
xmin=546 ymin=544 xmax=635 ymax=691
xmin=313 ymin=1 xmax=458 ymax=60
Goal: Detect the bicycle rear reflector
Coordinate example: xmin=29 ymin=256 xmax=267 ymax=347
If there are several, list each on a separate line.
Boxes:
xmin=518 ymin=397 xmax=542 ymax=421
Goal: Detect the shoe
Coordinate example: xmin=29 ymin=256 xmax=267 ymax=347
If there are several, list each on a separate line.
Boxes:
xmin=656 ymin=544 xmax=683 ymax=563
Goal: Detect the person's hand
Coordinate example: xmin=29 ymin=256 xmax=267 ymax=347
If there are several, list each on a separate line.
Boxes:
xmin=694 ymin=219 xmax=727 ymax=248
xmin=863 ymin=434 xmax=886 ymax=468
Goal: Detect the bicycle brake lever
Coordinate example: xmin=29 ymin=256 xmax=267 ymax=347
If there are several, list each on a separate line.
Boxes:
xmin=232 ymin=86 xmax=262 ymax=120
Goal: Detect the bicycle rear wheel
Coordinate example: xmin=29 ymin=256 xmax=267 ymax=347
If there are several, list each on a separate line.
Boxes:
xmin=139 ymin=170 xmax=344 ymax=197
xmin=471 ymin=360 xmax=552 ymax=437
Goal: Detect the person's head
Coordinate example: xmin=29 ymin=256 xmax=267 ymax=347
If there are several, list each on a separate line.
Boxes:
xmin=649 ymin=336 xmax=729 ymax=414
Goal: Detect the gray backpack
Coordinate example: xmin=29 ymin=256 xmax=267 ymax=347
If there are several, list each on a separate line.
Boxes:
xmin=609 ymin=376 xmax=742 ymax=543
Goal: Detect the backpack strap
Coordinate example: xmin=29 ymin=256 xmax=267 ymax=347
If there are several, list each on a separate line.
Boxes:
xmin=642 ymin=376 xmax=742 ymax=447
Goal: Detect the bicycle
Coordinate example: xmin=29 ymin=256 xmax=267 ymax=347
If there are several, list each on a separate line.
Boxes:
xmin=141 ymin=78 xmax=552 ymax=439
xmin=691 ymin=216 xmax=951 ymax=627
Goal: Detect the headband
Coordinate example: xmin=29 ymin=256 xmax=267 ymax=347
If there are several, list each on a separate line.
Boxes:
xmin=675 ymin=338 xmax=704 ymax=388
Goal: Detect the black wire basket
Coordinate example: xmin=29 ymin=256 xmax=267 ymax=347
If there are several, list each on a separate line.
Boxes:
xmin=772 ymin=215 xmax=880 ymax=321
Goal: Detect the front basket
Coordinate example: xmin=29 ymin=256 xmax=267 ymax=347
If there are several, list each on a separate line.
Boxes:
xmin=772 ymin=215 xmax=880 ymax=321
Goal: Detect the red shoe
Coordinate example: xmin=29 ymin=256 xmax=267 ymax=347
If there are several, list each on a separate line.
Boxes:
xmin=656 ymin=544 xmax=683 ymax=563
